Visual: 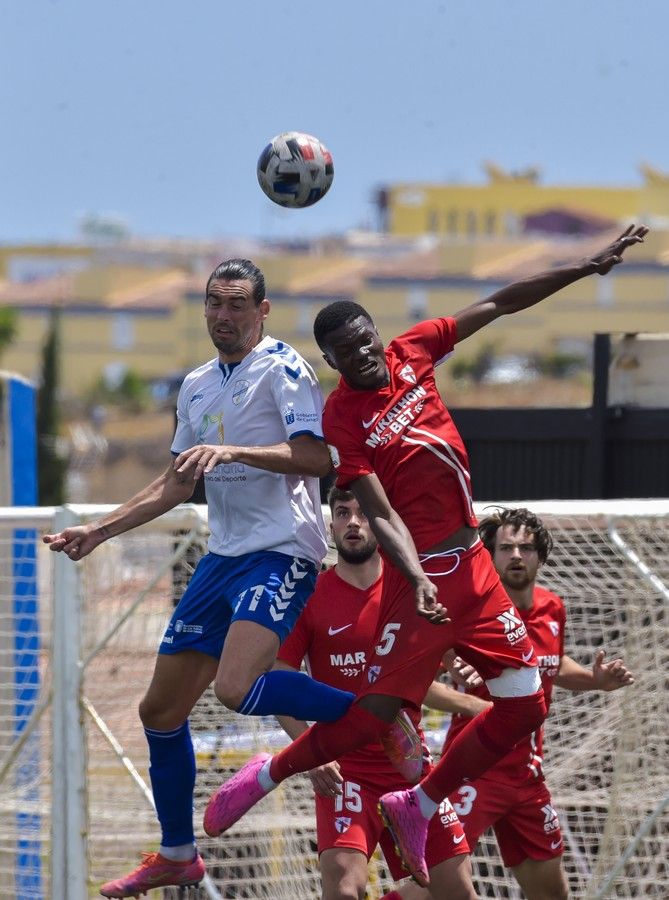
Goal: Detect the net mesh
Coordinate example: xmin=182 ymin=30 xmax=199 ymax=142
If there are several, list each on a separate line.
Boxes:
xmin=0 ymin=502 xmax=667 ymax=899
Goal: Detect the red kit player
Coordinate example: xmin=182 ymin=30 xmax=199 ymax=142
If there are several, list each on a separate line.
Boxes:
xmin=204 ymin=227 xmax=647 ymax=886
xmin=393 ymin=508 xmax=634 ymax=900
xmin=275 ymin=487 xmax=478 ymax=900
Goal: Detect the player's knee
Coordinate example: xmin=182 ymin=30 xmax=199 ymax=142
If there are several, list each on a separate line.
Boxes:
xmin=321 ymin=875 xmax=365 ymax=900
xmin=213 ymin=674 xmax=246 ymax=712
xmin=138 ymin=695 xmax=182 ymax=731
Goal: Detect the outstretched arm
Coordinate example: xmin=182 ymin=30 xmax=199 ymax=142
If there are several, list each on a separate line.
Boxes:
xmin=42 ymin=460 xmax=196 ymax=560
xmin=349 ymin=473 xmax=447 ymax=623
xmin=173 ymin=433 xmax=331 ymax=480
xmin=453 ymin=225 xmax=648 ymax=343
xmin=554 ymin=650 xmax=634 ymax=692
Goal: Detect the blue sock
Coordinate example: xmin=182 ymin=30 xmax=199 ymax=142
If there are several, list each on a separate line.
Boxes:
xmin=145 ymin=722 xmax=196 ymax=846
xmin=237 ymin=670 xmax=354 ymax=721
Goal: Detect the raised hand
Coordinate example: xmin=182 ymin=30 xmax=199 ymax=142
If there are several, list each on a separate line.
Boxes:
xmin=592 ymin=649 xmax=635 ymax=691
xmin=589 ymin=224 xmax=648 ymax=275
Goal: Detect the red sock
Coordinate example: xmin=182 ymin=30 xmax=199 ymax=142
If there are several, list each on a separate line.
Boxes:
xmin=383 ymin=893 xmax=403 ymax=900
xmin=270 ymin=703 xmax=386 ymax=782
xmin=420 ymin=690 xmax=546 ymax=803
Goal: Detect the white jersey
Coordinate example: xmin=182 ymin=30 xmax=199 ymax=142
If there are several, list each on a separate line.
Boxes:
xmin=172 ymin=335 xmax=328 ymax=565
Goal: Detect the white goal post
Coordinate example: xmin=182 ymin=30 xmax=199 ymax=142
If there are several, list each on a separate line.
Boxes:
xmin=0 ymin=500 xmax=667 ymax=899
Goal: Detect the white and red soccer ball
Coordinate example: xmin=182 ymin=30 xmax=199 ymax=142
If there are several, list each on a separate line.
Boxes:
xmin=257 ymin=131 xmax=334 ymax=208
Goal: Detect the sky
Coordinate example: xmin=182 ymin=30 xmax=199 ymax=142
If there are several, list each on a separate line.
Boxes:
xmin=1 ymin=0 xmax=668 ymax=244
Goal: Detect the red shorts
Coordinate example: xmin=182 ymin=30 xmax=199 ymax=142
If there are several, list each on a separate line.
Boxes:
xmin=315 ymin=775 xmax=469 ymax=879
xmin=450 ymin=776 xmax=564 ymax=868
xmin=358 ymin=541 xmax=538 ymax=709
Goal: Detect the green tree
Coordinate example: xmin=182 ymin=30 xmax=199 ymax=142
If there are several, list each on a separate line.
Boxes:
xmin=0 ymin=306 xmax=17 ymax=359
xmin=37 ymin=310 xmax=68 ymax=505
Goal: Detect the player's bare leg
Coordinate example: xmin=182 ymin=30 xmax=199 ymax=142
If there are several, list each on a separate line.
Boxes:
xmin=214 ymin=619 xmax=281 ymax=710
xmin=383 ymin=853 xmax=476 ymax=900
xmin=140 ymin=650 xmax=218 ymax=730
xmin=319 ymin=847 xmax=368 ymax=900
xmin=511 ymin=856 xmax=568 ymax=900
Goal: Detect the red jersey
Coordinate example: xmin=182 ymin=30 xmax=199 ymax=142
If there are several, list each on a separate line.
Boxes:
xmin=444 ymin=585 xmax=566 ymax=785
xmin=278 ymin=564 xmax=429 ymax=787
xmin=323 ymin=318 xmax=476 ymax=552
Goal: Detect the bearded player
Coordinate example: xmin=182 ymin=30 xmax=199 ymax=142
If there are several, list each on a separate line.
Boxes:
xmin=275 ymin=486 xmax=480 ymax=900
xmin=204 ymin=227 xmax=647 ymax=887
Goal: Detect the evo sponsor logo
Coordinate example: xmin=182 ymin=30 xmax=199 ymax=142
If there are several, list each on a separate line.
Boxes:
xmin=438 ymin=799 xmax=459 ymax=827
xmin=497 ymin=608 xmax=528 ymax=645
xmin=365 ymin=385 xmax=427 ymax=448
xmin=541 ymin=803 xmax=560 ymax=834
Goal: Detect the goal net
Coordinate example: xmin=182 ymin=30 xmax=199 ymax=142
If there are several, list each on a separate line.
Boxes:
xmin=0 ymin=500 xmax=666 ymax=899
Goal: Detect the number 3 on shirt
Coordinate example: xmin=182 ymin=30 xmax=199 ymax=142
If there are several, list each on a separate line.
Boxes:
xmin=453 ymin=784 xmax=478 ymax=817
xmin=375 ymin=622 xmax=401 ymax=656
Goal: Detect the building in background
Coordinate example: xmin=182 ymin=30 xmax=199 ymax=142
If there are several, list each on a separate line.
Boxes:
xmin=1 ymin=165 xmax=668 ymax=402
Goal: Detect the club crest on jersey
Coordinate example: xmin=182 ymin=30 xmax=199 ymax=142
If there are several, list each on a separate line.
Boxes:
xmin=334 ymin=816 xmax=351 ymax=834
xmin=232 ymin=380 xmax=250 ymax=405
xmin=548 ymin=620 xmax=560 ymax=637
xmin=367 ymin=664 xmax=381 ymax=684
xmin=283 ymin=403 xmax=295 ymax=425
xmin=399 ymin=363 xmax=417 ymax=384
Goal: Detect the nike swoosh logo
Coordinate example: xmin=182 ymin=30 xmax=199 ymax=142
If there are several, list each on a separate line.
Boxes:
xmin=522 ymin=649 xmax=534 ymax=662
xmin=550 ymin=839 xmax=562 ymax=849
xmin=453 ymin=833 xmax=466 ymax=844
xmin=362 ymin=413 xmax=379 ymax=429
xmin=328 ymin=624 xmax=352 ymax=636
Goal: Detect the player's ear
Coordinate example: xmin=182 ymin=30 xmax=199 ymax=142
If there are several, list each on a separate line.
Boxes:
xmin=322 ymin=349 xmax=338 ymax=370
xmin=259 ymin=298 xmax=271 ymax=319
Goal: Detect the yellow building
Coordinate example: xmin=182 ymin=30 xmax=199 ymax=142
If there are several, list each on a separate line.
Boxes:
xmin=382 ymin=163 xmax=669 ymax=238
xmin=1 ymin=210 xmax=668 ymax=401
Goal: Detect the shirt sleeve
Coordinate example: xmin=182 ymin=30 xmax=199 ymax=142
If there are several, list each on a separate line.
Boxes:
xmin=170 ymin=380 xmax=197 ymax=455
xmin=277 ymin=607 xmax=311 ymax=669
xmin=324 ymin=410 xmax=373 ymax=489
xmin=402 ymin=317 xmax=458 ymax=368
xmin=270 ymin=355 xmax=325 ymax=442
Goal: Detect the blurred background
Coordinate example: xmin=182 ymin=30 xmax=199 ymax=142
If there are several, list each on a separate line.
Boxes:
xmin=1 ymin=0 xmax=668 ymax=503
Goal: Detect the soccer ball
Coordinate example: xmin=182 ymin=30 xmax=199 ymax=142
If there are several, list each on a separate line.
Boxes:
xmin=257 ymin=132 xmax=334 ymax=208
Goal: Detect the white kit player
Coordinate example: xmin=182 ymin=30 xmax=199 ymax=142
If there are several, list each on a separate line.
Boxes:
xmin=43 ymin=258 xmax=357 ymax=897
